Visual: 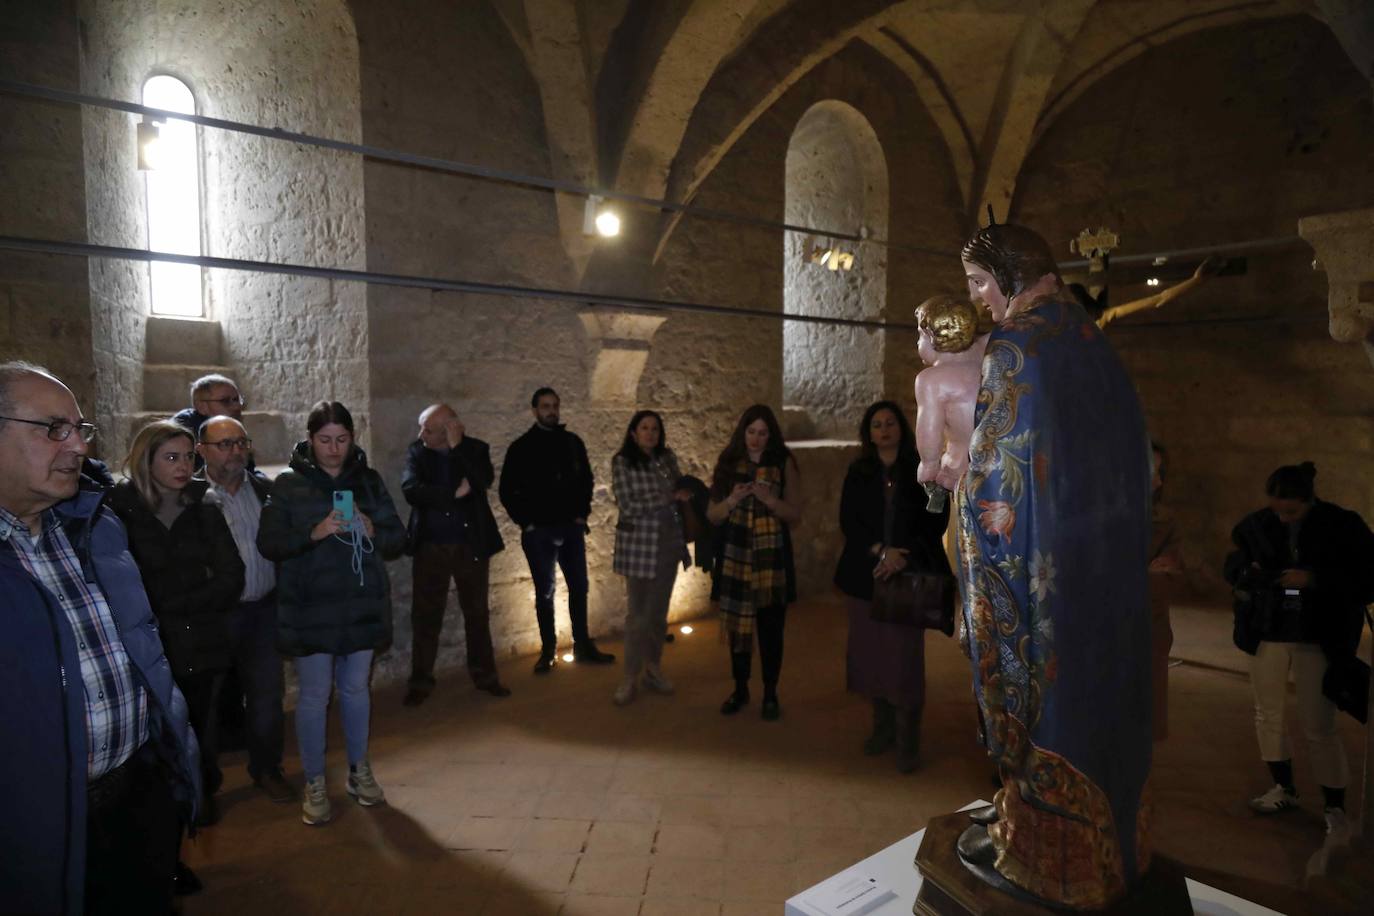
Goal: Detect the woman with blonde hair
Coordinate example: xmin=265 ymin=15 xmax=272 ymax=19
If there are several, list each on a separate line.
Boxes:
xmin=109 ymin=420 xmax=244 ymax=825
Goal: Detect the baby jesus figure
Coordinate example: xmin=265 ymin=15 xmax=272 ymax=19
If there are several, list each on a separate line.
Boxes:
xmin=913 ymin=295 xmax=992 ymax=511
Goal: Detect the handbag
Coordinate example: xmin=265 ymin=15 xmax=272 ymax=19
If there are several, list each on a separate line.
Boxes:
xmin=1322 ymin=608 xmax=1373 ymax=723
xmin=870 ymin=569 xmax=956 ymax=635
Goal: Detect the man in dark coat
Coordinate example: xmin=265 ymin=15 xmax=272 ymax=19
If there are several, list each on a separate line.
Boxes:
xmin=0 ymin=361 xmax=200 ymax=916
xmin=197 ymin=415 xmax=294 ymax=802
xmin=401 ymin=403 xmax=511 ymax=704
xmin=499 ymin=387 xmax=614 ymax=673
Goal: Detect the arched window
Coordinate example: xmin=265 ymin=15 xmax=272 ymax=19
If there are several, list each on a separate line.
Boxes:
xmin=782 ymin=101 xmax=889 ymax=440
xmin=142 ymin=75 xmax=203 ymax=317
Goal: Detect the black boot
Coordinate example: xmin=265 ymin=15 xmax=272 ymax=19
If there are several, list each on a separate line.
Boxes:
xmin=533 ymin=644 xmax=558 ymax=674
xmin=573 ymin=639 xmax=616 ymax=664
xmin=863 ymin=699 xmax=896 ymax=756
xmin=895 ymin=705 xmax=922 ymax=773
xmin=721 ymin=652 xmax=751 ymax=714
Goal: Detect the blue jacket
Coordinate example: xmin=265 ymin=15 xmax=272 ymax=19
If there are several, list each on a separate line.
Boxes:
xmin=0 ymin=479 xmax=201 ymax=916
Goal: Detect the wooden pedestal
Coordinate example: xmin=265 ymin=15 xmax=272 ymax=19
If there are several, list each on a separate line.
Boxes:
xmin=912 ymin=812 xmax=1193 ymax=915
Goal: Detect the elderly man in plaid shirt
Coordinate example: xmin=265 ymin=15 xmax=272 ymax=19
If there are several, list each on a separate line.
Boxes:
xmin=0 ymin=362 xmax=200 ymax=916
xmin=609 ymin=410 xmax=692 ymax=706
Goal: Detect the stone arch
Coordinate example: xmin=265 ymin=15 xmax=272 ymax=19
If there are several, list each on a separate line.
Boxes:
xmin=782 ymin=100 xmax=888 ymax=440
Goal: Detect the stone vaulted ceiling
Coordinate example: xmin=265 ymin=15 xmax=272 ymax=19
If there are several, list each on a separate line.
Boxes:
xmin=491 ymin=0 xmax=1366 ymax=265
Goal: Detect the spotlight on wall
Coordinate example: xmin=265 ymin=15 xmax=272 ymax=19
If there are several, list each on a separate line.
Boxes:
xmin=583 ymin=194 xmax=621 ymax=238
xmin=137 ymin=116 xmax=163 ymax=171
xmin=1145 ymin=277 xmax=1161 ymax=287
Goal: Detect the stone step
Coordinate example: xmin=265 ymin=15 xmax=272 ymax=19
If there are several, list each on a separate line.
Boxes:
xmin=141 ymin=364 xmax=231 ymax=413
xmin=145 ymin=316 xmax=222 ymax=366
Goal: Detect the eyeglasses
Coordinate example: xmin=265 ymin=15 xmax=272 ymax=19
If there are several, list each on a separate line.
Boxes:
xmin=203 ymin=437 xmax=252 ymax=452
xmin=199 ymin=395 xmax=245 ymax=408
xmin=0 ymin=415 xmax=98 ymax=443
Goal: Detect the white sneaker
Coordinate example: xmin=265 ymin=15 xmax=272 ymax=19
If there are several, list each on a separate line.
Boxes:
xmin=1324 ymin=807 xmax=1352 ymax=847
xmin=641 ymin=667 xmax=675 ymax=695
xmin=613 ymin=677 xmax=638 ymax=706
xmin=346 ymin=761 xmax=386 ymax=807
xmin=1248 ymin=783 xmax=1298 ymax=814
xmin=301 ymin=776 xmax=332 ymax=826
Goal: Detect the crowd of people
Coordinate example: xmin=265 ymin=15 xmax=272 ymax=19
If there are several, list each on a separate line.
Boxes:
xmin=2 ymin=297 xmax=1371 ymax=909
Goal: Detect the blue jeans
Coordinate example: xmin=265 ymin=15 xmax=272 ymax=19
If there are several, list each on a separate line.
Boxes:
xmin=294 ymin=650 xmax=373 ymax=781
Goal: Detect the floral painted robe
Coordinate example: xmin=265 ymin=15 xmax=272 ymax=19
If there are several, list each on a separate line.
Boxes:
xmin=957 ymin=294 xmax=1153 ymax=909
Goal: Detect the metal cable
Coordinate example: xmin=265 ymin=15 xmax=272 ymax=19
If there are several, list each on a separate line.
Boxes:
xmin=0 ymin=78 xmax=955 ymax=259
xmin=0 ymin=234 xmax=922 ymax=332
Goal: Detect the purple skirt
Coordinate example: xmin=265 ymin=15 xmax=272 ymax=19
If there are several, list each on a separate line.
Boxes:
xmin=845 ymin=596 xmax=926 ymax=708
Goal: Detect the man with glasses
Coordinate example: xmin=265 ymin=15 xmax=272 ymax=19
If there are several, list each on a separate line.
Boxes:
xmin=173 ymin=373 xmax=253 ymax=471
xmin=197 ymin=415 xmax=294 ymax=803
xmin=0 ymin=361 xmax=200 ymax=915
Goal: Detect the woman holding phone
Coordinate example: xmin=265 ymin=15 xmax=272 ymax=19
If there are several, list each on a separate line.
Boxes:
xmin=706 ymin=404 xmax=803 ymax=721
xmin=257 ymin=400 xmax=406 ymax=827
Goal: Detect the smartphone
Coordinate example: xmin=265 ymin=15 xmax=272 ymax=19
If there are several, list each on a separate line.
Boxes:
xmin=332 ymin=490 xmax=354 ymax=523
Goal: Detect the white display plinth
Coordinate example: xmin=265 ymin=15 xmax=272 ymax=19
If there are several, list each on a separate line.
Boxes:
xmin=785 ymin=801 xmax=1287 ymax=916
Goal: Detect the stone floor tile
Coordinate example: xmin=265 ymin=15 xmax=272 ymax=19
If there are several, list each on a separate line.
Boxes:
xmin=639 ymin=899 xmax=722 ymax=916
xmin=500 ymin=850 xmax=580 ymax=893
xmin=518 ymin=818 xmax=592 ymax=853
xmin=645 ymin=856 xmax=724 ymax=899
xmin=559 ymin=893 xmax=644 ymax=916
xmin=658 ymin=794 xmax=731 ymax=827
xmin=721 ymin=858 xmax=798 ymax=902
xmin=724 ymin=825 xmax=797 ymax=864
xmin=651 ymin=824 xmax=727 ymax=860
xmin=547 ymin=765 xmax=617 ymax=795
xmin=479 ymin=890 xmax=564 ymax=915
xmin=584 ymin=820 xmax=656 ymax=855
xmin=444 ymin=816 xmax=527 ymax=851
xmin=722 ymin=794 xmax=792 ymax=827
xmin=567 ymin=853 xmax=651 ymax=897
xmin=464 ymin=790 xmax=540 ymax=819
xmin=535 ymin=792 xmax=611 ymax=821
xmin=602 ymin=794 xmax=663 ymax=823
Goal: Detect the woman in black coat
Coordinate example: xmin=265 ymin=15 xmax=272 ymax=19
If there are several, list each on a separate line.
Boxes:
xmin=1223 ymin=461 xmax=1374 ymax=841
xmin=257 ymin=401 xmax=405 ymax=827
xmin=111 ymin=419 xmax=245 ymax=819
xmin=834 ymin=401 xmax=950 ymax=773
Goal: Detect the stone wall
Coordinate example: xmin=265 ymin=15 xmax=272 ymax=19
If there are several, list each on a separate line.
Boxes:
xmin=783 ymin=100 xmax=888 ymax=439
xmin=79 ymin=0 xmax=367 ymax=462
xmin=0 ymin=1 xmax=94 ymax=418
xmin=1014 ymin=15 xmax=1374 ymax=594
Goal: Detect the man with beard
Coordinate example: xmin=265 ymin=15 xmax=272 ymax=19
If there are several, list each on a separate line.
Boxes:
xmin=500 ymin=387 xmax=615 ymax=673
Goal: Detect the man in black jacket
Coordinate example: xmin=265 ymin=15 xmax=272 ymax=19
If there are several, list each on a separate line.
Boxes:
xmin=401 ymin=404 xmax=511 ymax=703
xmin=499 ymin=388 xmax=614 ymax=673
xmin=196 ymin=415 xmax=294 ymax=803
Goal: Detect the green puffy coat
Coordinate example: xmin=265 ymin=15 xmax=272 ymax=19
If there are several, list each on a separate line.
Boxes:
xmin=257 ymin=442 xmax=406 ymax=656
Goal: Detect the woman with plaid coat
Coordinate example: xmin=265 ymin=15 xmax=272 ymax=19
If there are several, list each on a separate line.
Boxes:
xmin=611 ymin=410 xmax=691 ymax=706
xmin=706 ymin=405 xmax=803 ymax=721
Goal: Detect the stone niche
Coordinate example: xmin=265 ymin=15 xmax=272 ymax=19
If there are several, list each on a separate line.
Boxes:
xmin=578 ymin=308 xmax=668 ymax=405
xmin=782 ymin=99 xmax=889 ymax=441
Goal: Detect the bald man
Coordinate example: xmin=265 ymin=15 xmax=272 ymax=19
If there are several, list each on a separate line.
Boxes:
xmin=400 ymin=404 xmax=509 ymax=704
xmin=0 ymin=361 xmax=199 ymax=915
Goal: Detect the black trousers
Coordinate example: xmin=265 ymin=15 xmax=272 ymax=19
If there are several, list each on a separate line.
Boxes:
xmin=177 ymin=669 xmax=225 ymax=797
xmin=410 ymin=542 xmax=499 ymax=688
xmin=731 ymin=603 xmax=788 ymax=689
xmin=84 ymin=746 xmax=180 ymax=916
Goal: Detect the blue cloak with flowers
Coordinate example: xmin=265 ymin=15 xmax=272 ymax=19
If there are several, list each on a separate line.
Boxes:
xmin=956 ymin=294 xmax=1153 ymax=909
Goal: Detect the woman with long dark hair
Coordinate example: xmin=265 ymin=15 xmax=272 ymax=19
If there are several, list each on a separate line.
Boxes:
xmin=1224 ymin=461 xmax=1374 ymax=846
xmin=257 ymin=401 xmax=406 ymax=827
xmin=610 ymin=410 xmax=691 ymax=706
xmin=110 ymin=420 xmax=244 ymax=822
xmin=706 ymin=405 xmax=803 ymax=720
xmin=834 ymin=401 xmax=949 ymax=772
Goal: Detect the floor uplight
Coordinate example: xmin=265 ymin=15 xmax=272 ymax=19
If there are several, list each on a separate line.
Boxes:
xmin=561 ymin=652 xmax=575 ymax=663
xmin=679 ymin=625 xmax=694 ymax=635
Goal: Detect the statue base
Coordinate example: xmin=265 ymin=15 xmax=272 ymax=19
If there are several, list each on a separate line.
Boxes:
xmin=913 ymin=812 xmax=1193 ymax=915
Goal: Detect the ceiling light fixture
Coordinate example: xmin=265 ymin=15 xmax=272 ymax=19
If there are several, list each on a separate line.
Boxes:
xmin=583 ymin=195 xmax=621 ymax=238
